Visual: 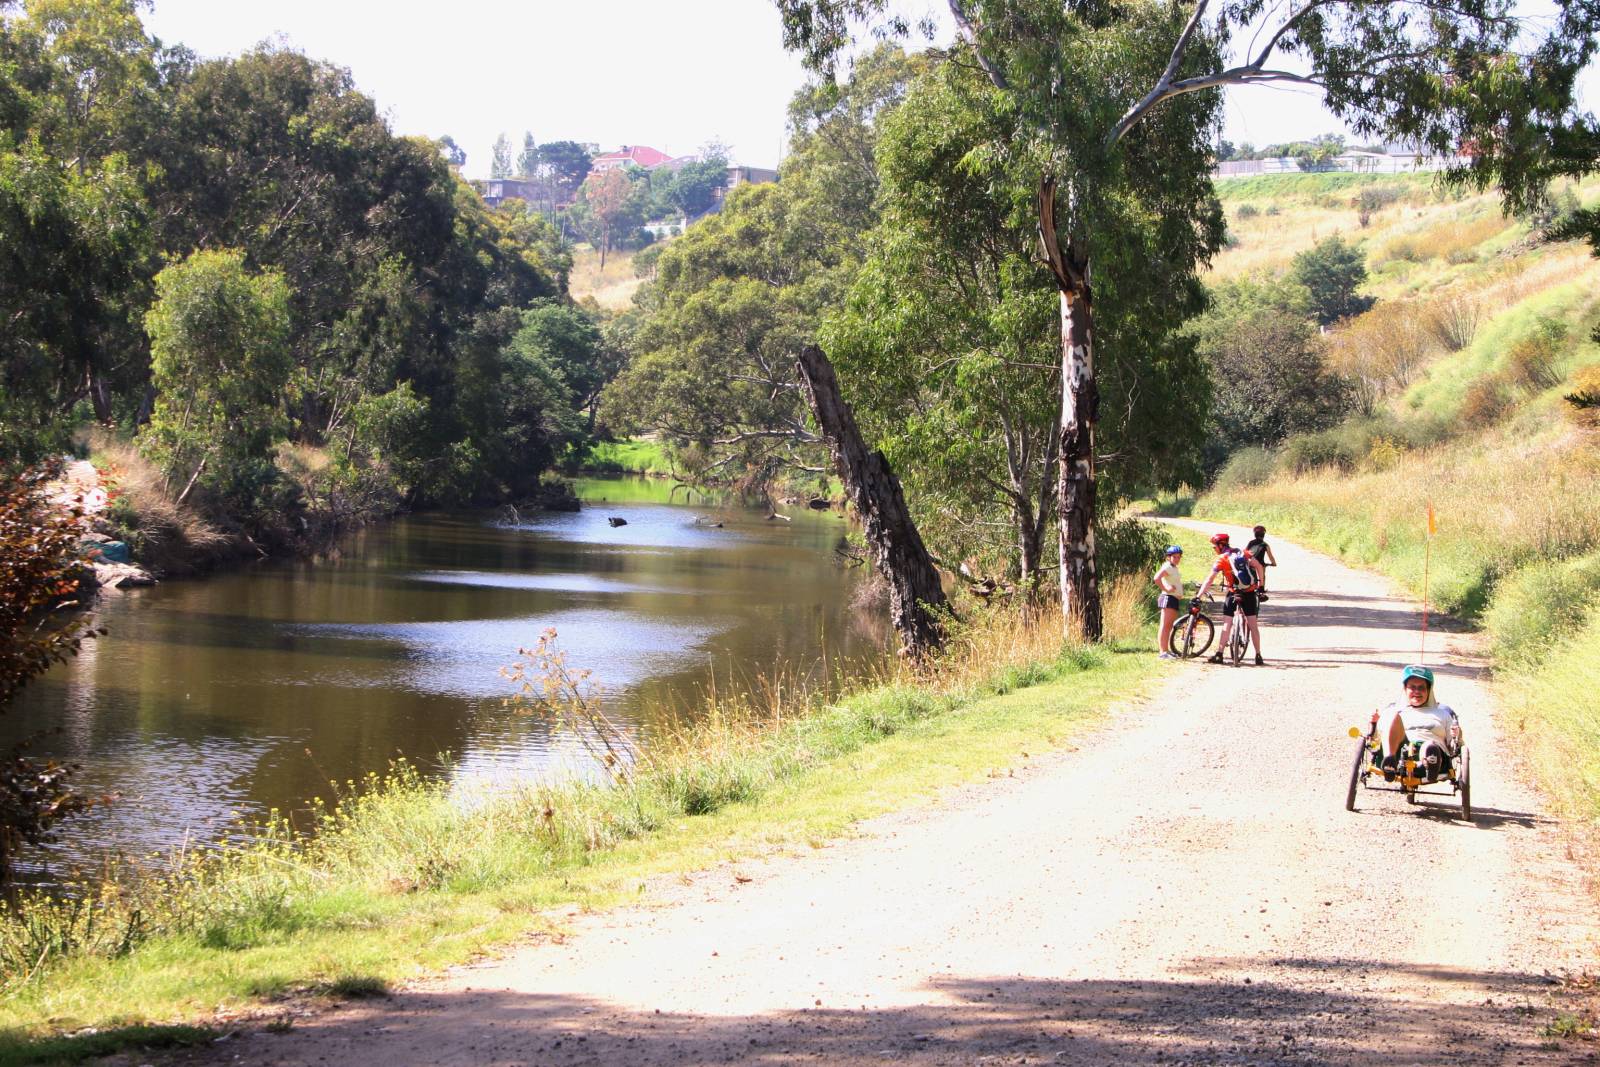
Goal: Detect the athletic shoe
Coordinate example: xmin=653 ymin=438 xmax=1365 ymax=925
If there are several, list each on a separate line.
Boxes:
xmin=1206 ymin=652 xmax=1223 ymax=664
xmin=1157 ymin=651 xmax=1175 ymax=660
xmin=1254 ymin=654 xmax=1265 ymax=666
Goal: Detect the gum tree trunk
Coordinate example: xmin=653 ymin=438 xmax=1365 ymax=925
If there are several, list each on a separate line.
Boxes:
xmin=1057 ymin=284 xmax=1100 ymax=641
xmin=1038 ymin=178 xmax=1101 ymax=641
xmin=796 ymin=344 xmax=948 ymax=658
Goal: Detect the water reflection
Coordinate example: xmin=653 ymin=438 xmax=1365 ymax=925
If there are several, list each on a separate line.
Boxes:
xmin=2 ymin=478 xmax=886 ymax=880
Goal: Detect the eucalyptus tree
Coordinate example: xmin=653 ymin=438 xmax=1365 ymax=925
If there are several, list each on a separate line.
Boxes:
xmin=776 ymin=0 xmax=1600 ymax=639
xmin=826 ymin=53 xmax=1216 ymax=591
xmin=517 ymin=131 xmax=539 ymax=179
xmin=140 ymin=249 xmax=292 ymax=510
xmin=824 ymin=59 xmax=1063 ymax=588
xmin=601 ymin=46 xmax=956 ymax=654
xmin=0 ymin=0 xmax=179 ymax=428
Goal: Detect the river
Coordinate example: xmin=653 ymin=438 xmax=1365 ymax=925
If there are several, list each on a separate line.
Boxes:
xmin=3 ymin=477 xmax=886 ymax=880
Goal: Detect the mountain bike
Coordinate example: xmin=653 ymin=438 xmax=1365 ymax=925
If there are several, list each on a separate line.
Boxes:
xmin=1226 ymin=608 xmax=1249 ymax=666
xmin=1169 ymin=595 xmax=1216 ymax=659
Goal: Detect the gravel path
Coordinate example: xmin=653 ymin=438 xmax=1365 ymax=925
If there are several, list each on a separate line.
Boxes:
xmin=166 ymin=522 xmax=1597 ymax=1066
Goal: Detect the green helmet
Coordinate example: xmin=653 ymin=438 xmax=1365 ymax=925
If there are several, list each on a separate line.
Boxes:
xmin=1402 ymin=664 xmax=1434 ymax=688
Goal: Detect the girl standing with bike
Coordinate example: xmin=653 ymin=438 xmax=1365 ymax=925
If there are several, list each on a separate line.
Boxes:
xmin=1153 ymin=545 xmax=1185 ymax=659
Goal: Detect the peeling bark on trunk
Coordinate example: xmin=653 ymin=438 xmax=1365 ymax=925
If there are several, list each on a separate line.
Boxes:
xmin=1038 ymin=178 xmax=1102 ymax=642
xmin=1057 ymin=286 xmax=1101 ymax=641
xmin=796 ymin=344 xmax=948 ymax=659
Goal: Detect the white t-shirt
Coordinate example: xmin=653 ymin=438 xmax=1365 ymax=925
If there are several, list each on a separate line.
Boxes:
xmin=1381 ymin=700 xmax=1459 ymax=752
xmin=1153 ymin=560 xmax=1182 ymax=596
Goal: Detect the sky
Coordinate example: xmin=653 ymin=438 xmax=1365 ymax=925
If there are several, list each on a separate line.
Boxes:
xmin=138 ymin=0 xmax=1562 ymax=178
xmin=143 ymin=0 xmax=817 ymax=176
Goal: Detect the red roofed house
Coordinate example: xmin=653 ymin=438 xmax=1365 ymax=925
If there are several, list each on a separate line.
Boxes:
xmin=590 ymin=145 xmax=674 ymax=173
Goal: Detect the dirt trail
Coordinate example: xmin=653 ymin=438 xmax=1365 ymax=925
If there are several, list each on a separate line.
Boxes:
xmin=168 ymin=523 xmax=1597 ymax=1066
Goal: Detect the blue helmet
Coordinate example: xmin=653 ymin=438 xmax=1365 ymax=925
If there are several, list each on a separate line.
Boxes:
xmin=1164 ymin=545 xmax=1183 ymax=556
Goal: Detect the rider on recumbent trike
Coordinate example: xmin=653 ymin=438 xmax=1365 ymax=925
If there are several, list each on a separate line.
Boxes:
xmin=1378 ymin=665 xmax=1463 ymax=782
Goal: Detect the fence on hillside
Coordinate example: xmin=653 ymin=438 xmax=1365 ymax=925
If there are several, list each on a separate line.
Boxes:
xmin=1214 ymin=154 xmax=1472 ymax=180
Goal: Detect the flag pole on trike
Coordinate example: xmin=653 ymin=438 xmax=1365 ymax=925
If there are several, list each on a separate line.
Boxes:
xmin=1420 ymin=502 xmax=1436 ymax=663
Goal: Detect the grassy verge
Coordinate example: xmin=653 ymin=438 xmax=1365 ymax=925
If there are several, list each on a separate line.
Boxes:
xmin=0 ymin=593 xmax=1168 ymax=1063
xmin=567 ymin=437 xmax=674 ymax=476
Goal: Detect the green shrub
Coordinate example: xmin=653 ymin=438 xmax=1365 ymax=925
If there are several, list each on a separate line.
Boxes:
xmin=1377 ymin=236 xmax=1424 ymax=264
xmin=1277 ymin=415 xmax=1449 ymax=475
xmin=1236 ymin=203 xmax=1259 ymax=218
xmin=1484 ymin=551 xmax=1600 ymax=671
xmin=1280 ymin=428 xmax=1355 ymax=472
xmin=1096 ymin=515 xmax=1168 ymax=581
xmin=1214 ymin=446 xmax=1278 ymax=488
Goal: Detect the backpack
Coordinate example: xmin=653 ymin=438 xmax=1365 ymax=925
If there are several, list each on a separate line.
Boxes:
xmin=1227 ymin=549 xmax=1259 ymax=591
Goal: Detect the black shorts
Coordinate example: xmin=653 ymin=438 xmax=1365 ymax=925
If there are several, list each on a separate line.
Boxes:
xmin=1224 ymin=591 xmax=1259 ymax=617
xmin=1157 ymin=593 xmax=1184 ymax=611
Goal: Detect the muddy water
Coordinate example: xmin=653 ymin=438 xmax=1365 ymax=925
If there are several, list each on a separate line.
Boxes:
xmin=3 ymin=478 xmax=885 ymax=877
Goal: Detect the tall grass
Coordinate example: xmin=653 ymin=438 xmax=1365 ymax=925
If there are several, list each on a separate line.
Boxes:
xmin=1483 ymin=551 xmax=1600 ymax=672
xmin=567 ymin=245 xmax=645 ymax=311
xmin=1496 ymin=612 xmax=1600 ymax=828
xmin=1373 ymin=211 xmax=1512 ymax=266
xmin=1206 ymin=428 xmax=1600 ymax=618
xmin=83 ymin=430 xmax=233 ymax=572
xmin=1404 ymin=276 xmax=1600 ymax=421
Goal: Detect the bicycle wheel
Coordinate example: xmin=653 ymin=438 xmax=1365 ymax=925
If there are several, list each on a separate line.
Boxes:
xmin=1345 ymin=737 xmax=1367 ymax=811
xmin=1170 ymin=614 xmax=1213 ymax=658
xmin=1459 ymin=748 xmax=1472 ymax=822
xmin=1229 ymin=622 xmax=1246 ymax=666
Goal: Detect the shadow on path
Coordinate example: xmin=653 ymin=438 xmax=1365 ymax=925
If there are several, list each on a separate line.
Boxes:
xmin=154 ymin=961 xmax=1585 ymax=1067
xmin=1278 ymin=656 xmax=1486 ymax=680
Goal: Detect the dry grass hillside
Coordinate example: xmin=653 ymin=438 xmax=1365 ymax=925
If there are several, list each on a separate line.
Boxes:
xmin=568 ymin=245 xmax=647 ymax=310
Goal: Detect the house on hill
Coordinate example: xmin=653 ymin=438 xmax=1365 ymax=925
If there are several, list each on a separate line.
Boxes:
xmin=475 ymin=178 xmax=541 ymax=207
xmin=591 ymin=145 xmax=674 ymax=172
xmin=726 ymin=164 xmax=778 ymax=189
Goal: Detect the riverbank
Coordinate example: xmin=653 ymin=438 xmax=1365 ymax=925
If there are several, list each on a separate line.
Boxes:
xmin=0 ymin=570 xmax=1174 ymax=1062
xmin=566 ymin=440 xmax=845 ymax=507
xmin=567 ymin=438 xmax=675 ymax=477
xmin=58 ymin=435 xmax=587 ymax=594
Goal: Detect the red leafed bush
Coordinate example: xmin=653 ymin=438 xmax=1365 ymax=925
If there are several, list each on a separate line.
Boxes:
xmin=0 ymin=464 xmax=102 ymax=877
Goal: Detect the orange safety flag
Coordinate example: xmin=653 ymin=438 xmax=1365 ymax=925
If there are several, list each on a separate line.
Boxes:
xmin=1426 ymin=501 xmax=1437 ymax=536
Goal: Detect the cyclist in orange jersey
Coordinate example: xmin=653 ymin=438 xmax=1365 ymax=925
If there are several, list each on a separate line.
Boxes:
xmin=1193 ymin=532 xmax=1265 ymax=665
